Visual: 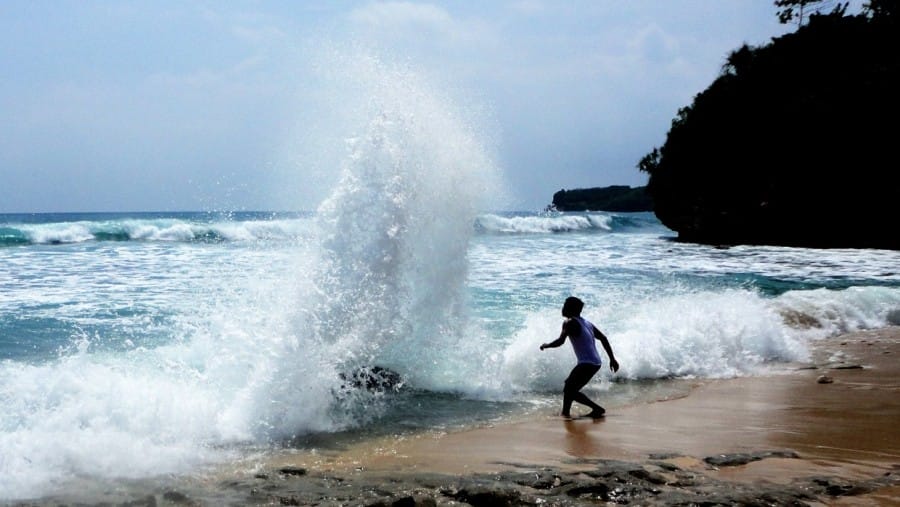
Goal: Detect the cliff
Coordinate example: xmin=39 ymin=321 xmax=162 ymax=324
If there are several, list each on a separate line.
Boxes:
xmin=638 ymin=4 xmax=898 ymax=249
xmin=551 ymin=185 xmax=652 ymax=212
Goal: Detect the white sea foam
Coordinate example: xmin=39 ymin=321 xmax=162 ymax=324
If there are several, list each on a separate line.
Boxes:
xmin=498 ymin=290 xmax=795 ymax=392
xmin=24 ymin=223 xmax=94 ymax=244
xmin=476 ymin=213 xmax=612 ymax=234
xmin=0 ymin=353 xmax=229 ymax=497
xmin=0 ymin=240 xmax=313 ymax=498
xmin=771 ymin=285 xmax=900 ymax=337
xmin=497 ymin=285 xmax=899 ymax=394
xmin=9 ymin=218 xmax=315 ymax=245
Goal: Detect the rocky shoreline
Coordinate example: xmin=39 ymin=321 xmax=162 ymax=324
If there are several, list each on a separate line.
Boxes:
xmin=19 ymin=452 xmax=896 ymax=506
xmin=232 ymin=455 xmax=899 ymax=506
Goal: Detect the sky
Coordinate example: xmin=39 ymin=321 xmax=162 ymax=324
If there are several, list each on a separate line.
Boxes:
xmin=0 ymin=1 xmax=832 ymax=212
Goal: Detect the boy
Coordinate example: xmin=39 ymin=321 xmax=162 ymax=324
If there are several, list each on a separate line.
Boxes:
xmin=540 ymin=296 xmax=619 ymax=418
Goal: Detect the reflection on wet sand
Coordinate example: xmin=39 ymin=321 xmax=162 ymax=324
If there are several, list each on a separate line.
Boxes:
xmin=562 ymin=418 xmax=606 ymax=458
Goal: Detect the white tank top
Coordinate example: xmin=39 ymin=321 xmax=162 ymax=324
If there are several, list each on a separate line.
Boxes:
xmin=569 ymin=316 xmax=602 ymax=365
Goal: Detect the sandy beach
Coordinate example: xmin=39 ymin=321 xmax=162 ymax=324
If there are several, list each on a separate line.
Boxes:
xmin=252 ymin=326 xmax=900 ymax=505
xmin=14 ymin=326 xmax=900 ymax=506
xmin=337 ymin=327 xmax=900 ymax=476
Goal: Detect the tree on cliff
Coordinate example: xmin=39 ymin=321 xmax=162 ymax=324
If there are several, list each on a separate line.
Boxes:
xmin=774 ymin=0 xmax=845 ymax=26
xmin=638 ymin=1 xmax=898 ymax=249
xmin=864 ymin=0 xmax=899 ymax=18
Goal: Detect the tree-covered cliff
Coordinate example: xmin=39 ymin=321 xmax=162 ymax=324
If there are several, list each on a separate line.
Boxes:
xmin=638 ymin=1 xmax=898 ymax=249
xmin=551 ymin=185 xmax=652 ymax=212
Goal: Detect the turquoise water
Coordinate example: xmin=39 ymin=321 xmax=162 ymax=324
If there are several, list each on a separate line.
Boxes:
xmin=2 ymin=210 xmax=899 ymax=499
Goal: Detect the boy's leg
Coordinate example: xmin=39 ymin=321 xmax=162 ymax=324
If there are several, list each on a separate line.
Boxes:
xmin=571 ymin=391 xmax=602 ymax=411
xmin=562 ymin=363 xmax=601 ymax=416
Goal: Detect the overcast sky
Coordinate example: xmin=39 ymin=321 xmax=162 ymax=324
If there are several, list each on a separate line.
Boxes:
xmin=1 ymin=1 xmax=828 ymax=212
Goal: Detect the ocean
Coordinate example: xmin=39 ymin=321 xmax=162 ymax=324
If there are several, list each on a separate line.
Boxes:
xmin=2 ymin=207 xmax=899 ymax=500
xmin=2 ymin=59 xmax=899 ymax=501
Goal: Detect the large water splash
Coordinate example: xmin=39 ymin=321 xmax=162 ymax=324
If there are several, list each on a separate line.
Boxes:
xmin=312 ymin=53 xmax=501 ymax=392
xmin=231 ymin=51 xmax=506 ymax=434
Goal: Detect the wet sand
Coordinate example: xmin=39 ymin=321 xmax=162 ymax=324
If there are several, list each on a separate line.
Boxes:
xmin=265 ymin=326 xmax=900 ymax=505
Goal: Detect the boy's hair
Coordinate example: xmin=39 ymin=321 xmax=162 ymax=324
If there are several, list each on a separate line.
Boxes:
xmin=562 ymin=296 xmax=584 ymax=317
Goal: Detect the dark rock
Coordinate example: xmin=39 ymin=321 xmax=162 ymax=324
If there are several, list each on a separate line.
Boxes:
xmin=506 ymin=470 xmax=566 ymax=490
xmin=398 ymin=495 xmax=436 ymax=507
xmin=120 ymin=495 xmax=157 ymax=507
xmin=452 ymin=486 xmax=521 ymax=507
xmin=812 ymin=476 xmax=873 ymax=497
xmin=887 ymin=309 xmax=900 ymax=325
xmin=654 ymin=461 xmax=682 ymax=472
xmin=668 ymin=471 xmax=702 ymax=488
xmin=780 ymin=309 xmax=823 ymax=329
xmin=565 ymin=482 xmax=610 ymax=501
xmin=629 ymin=468 xmax=670 ymax=485
xmin=366 ymin=496 xmax=435 ymax=507
xmin=23 ymin=448 xmax=900 ymax=507
xmin=278 ymin=466 xmax=308 ymax=476
xmin=703 ymin=454 xmax=759 ymax=467
xmin=647 ymin=452 xmax=683 ymax=460
xmin=339 ymin=366 xmax=404 ymax=391
xmin=161 ymin=490 xmax=191 ymax=503
xmin=704 ymin=450 xmax=799 ymax=467
xmin=580 ymin=457 xmax=647 ymax=478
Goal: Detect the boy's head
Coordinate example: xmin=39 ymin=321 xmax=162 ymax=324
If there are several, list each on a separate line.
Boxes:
xmin=562 ymin=296 xmax=584 ymax=318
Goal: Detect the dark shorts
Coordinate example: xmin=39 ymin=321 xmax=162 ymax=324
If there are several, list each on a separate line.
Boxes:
xmin=564 ymin=363 xmax=601 ymax=392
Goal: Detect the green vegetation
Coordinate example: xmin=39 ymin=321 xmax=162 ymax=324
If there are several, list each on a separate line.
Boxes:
xmin=638 ymin=0 xmax=898 ymax=249
xmin=550 ymin=185 xmax=652 ymax=212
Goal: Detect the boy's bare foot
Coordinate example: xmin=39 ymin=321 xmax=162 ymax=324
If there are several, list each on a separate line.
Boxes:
xmin=586 ymin=408 xmax=606 ymax=419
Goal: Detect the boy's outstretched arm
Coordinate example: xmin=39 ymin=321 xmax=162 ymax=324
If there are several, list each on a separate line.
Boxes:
xmin=592 ymin=324 xmax=619 ymax=372
xmin=540 ymin=323 xmax=569 ymax=350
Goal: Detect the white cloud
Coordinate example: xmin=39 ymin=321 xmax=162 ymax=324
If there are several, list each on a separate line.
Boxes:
xmin=231 ymin=23 xmax=287 ymax=46
xmin=348 ymin=1 xmax=494 ymax=47
xmin=630 ymin=23 xmax=680 ymax=64
xmin=350 ymin=2 xmax=454 ymax=31
xmin=507 ymin=0 xmax=545 ymax=15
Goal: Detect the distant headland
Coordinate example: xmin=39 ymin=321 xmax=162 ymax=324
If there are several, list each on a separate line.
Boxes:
xmin=549 ymin=185 xmax=652 ymax=212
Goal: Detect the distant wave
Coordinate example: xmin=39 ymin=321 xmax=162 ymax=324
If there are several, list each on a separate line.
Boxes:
xmin=0 ymin=211 xmax=669 ymax=246
xmin=474 ymin=211 xmax=666 ymax=234
xmin=0 ymin=219 xmax=313 ymax=246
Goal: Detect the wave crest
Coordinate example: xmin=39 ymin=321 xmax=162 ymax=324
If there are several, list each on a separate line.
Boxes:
xmin=476 ymin=213 xmax=612 ymax=234
xmin=0 ymin=218 xmax=313 ymax=246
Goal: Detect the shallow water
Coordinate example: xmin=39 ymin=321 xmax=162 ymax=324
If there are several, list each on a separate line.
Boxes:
xmin=2 ymin=209 xmax=899 ymax=500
